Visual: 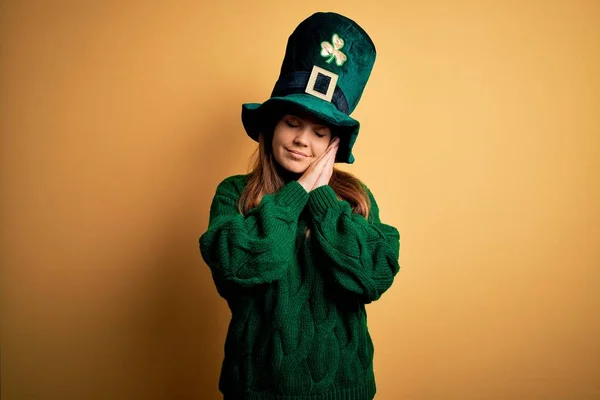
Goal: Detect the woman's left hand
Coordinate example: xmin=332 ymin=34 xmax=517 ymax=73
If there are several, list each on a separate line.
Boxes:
xmin=312 ymin=139 xmax=338 ymax=190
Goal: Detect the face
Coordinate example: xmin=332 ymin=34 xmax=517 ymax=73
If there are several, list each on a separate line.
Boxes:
xmin=271 ymin=114 xmax=333 ymax=174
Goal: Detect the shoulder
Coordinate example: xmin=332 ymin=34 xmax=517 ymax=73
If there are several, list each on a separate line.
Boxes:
xmin=358 ymin=180 xmax=371 ymax=194
xmin=337 ymin=170 xmax=374 ymax=199
xmin=356 ymin=179 xmax=376 ymax=201
xmin=355 ymin=179 xmax=381 ymax=221
xmin=214 ymin=173 xmax=251 ymax=198
xmin=335 ymin=171 xmax=378 ymax=208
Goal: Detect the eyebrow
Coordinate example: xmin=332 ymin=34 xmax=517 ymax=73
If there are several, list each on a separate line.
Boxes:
xmin=308 ymin=120 xmax=329 ymax=130
xmin=287 ymin=115 xmax=329 ymax=131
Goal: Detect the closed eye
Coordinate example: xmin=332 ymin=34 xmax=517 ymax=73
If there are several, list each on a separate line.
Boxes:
xmin=285 ymin=121 xmax=299 ymax=128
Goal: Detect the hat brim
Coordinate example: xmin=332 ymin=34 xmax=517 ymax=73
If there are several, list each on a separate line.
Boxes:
xmin=241 ymin=93 xmax=359 ymax=164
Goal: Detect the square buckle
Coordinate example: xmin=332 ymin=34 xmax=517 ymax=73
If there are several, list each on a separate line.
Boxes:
xmin=305 ymin=65 xmax=338 ymax=102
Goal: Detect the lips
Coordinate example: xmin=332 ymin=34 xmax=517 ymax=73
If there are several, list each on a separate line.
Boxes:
xmin=287 ymin=149 xmax=308 ymax=157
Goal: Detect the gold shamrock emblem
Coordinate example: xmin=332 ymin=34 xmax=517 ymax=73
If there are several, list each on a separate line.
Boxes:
xmin=320 ymin=33 xmax=347 ymax=66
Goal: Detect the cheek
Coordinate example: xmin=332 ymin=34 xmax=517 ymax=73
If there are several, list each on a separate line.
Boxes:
xmin=272 ymin=134 xmax=284 ymax=151
xmin=274 ymin=140 xmax=287 ymax=156
xmin=273 ymin=133 xmax=289 ymax=150
xmin=315 ymin=142 xmax=329 ymax=157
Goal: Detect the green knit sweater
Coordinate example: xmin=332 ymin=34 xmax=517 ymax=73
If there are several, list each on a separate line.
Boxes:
xmin=199 ymin=174 xmax=400 ymax=400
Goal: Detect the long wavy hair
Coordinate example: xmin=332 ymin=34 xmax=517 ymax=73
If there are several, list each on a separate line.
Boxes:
xmin=238 ymin=122 xmax=370 ymax=222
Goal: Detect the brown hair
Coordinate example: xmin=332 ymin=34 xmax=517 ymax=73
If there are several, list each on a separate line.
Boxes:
xmin=238 ymin=128 xmax=370 ymax=221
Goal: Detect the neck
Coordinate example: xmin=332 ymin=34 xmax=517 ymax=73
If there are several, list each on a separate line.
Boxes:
xmin=274 ymin=161 xmax=301 ymax=184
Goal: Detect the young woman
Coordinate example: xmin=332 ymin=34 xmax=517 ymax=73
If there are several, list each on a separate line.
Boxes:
xmin=199 ymin=12 xmax=400 ymax=400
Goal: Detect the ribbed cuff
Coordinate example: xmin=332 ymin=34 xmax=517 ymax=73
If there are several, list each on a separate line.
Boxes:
xmin=308 ymin=185 xmax=340 ymax=220
xmin=226 ymin=378 xmax=376 ymax=400
xmin=275 ymin=180 xmax=310 ymax=216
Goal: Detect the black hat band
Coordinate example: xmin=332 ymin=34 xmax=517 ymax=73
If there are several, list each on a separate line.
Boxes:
xmin=270 ymin=71 xmax=350 ymax=115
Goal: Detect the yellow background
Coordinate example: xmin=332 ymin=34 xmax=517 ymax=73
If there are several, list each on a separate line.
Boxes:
xmin=2 ymin=1 xmax=599 ymax=399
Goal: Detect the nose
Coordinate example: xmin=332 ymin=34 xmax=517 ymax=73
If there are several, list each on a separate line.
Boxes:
xmin=293 ymin=127 xmax=310 ymax=147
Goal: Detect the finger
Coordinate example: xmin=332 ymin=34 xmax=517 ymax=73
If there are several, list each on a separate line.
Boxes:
xmin=315 ymin=142 xmax=336 ymax=162
xmin=325 ymin=146 xmax=336 ymax=161
xmin=309 ymin=145 xmax=332 ymax=169
xmin=329 ymin=137 xmax=340 ymax=148
xmin=326 ymin=150 xmax=335 ymax=170
xmin=317 ymin=148 xmax=336 ymax=172
xmin=326 ymin=142 xmax=339 ymax=156
xmin=318 ymin=144 xmax=337 ymax=164
xmin=328 ymin=140 xmax=339 ymax=156
xmin=329 ymin=145 xmax=338 ymax=164
xmin=314 ymin=155 xmax=330 ymax=173
xmin=324 ymin=149 xmax=336 ymax=180
xmin=313 ymin=138 xmax=340 ymax=171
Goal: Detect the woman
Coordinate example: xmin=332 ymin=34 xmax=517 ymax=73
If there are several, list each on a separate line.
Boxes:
xmin=199 ymin=11 xmax=400 ymax=400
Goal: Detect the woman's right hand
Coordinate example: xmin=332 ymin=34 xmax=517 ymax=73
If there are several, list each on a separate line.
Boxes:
xmin=297 ymin=137 xmax=340 ymax=193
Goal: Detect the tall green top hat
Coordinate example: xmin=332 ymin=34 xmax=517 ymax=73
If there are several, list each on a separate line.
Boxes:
xmin=241 ymin=12 xmax=376 ymax=164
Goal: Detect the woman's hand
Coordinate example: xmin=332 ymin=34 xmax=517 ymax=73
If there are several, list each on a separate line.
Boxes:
xmin=312 ymin=139 xmax=338 ymax=190
xmin=297 ymin=137 xmax=339 ymax=192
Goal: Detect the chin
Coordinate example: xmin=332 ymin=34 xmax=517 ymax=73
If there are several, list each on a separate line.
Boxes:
xmin=282 ymin=161 xmax=307 ymax=174
xmin=274 ymin=152 xmax=308 ymax=174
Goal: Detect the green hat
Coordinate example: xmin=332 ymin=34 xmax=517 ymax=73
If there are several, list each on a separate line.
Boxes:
xmin=241 ymin=12 xmax=377 ymax=164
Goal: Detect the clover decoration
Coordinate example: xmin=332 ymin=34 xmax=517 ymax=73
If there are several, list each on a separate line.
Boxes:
xmin=320 ymin=33 xmax=347 ymax=66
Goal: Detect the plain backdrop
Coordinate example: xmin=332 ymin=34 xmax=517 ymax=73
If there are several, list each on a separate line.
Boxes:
xmin=1 ymin=1 xmax=599 ymax=399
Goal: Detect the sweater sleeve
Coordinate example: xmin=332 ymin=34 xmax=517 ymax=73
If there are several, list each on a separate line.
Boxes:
xmin=307 ymin=184 xmax=400 ymax=303
xmin=199 ymin=176 xmax=309 ymax=289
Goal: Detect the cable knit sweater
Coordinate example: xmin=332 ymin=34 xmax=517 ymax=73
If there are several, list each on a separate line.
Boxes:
xmin=199 ymin=174 xmax=400 ymax=400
